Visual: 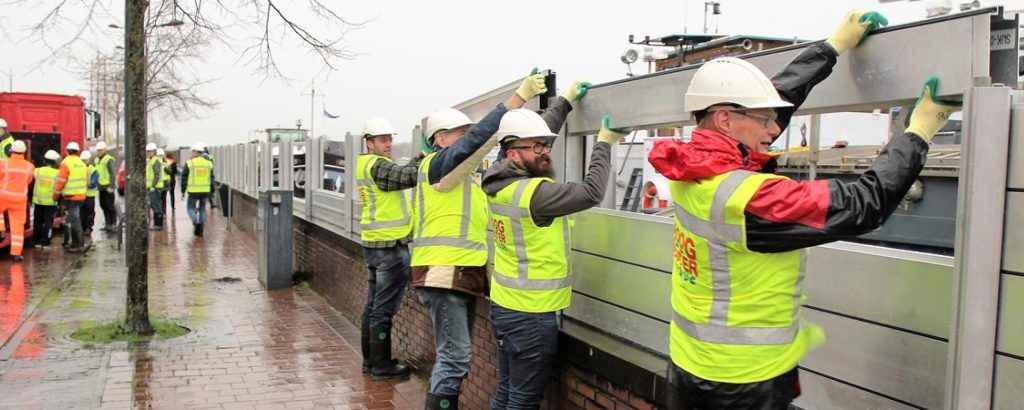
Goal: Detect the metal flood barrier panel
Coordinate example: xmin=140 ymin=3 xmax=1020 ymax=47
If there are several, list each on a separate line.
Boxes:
xmin=206 ymin=7 xmax=1024 ymax=409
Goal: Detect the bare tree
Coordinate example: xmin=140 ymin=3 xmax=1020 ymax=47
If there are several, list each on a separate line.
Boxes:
xmin=14 ymin=0 xmax=366 ymax=335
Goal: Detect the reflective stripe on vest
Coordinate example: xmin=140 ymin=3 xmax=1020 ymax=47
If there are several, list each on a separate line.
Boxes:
xmin=60 ymin=156 xmax=88 ymax=196
xmin=187 ymin=157 xmax=213 ymax=194
xmin=488 ymin=178 xmax=572 ymax=313
xmin=0 ymin=158 xmax=34 ymax=198
xmin=146 ymin=156 xmax=165 ymax=189
xmin=355 ymin=154 xmax=411 ymax=241
xmin=33 ymin=167 xmax=59 ymax=206
xmin=668 ymin=170 xmax=822 ymax=384
xmin=86 ymin=165 xmax=98 ymax=197
xmin=97 ymin=155 xmax=114 ymax=185
xmin=410 ymin=152 xmax=488 ymax=267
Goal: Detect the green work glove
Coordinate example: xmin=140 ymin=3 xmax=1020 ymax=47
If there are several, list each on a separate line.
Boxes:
xmin=563 ymin=79 xmax=593 ymax=102
xmin=826 ymin=10 xmax=888 ymax=54
xmin=905 ymin=76 xmax=962 ymax=142
xmin=597 ymin=115 xmax=627 ymax=145
xmin=515 ymin=68 xmax=547 ymax=101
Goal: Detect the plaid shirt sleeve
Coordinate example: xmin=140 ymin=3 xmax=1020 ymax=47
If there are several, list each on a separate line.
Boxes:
xmin=369 ymin=155 xmax=422 ymax=192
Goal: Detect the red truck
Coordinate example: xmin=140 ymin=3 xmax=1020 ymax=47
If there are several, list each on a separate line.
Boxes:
xmin=0 ymin=92 xmax=98 ymax=244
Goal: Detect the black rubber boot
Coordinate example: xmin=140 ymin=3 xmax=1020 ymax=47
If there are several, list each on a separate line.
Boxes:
xmin=361 ymin=321 xmax=371 ymax=374
xmin=369 ymin=326 xmax=410 ymax=381
xmin=197 ymin=223 xmax=204 ymax=237
xmin=425 ymin=393 xmax=459 ymax=410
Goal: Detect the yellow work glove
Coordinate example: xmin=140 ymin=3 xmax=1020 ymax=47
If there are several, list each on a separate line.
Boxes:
xmin=826 ymin=10 xmax=888 ymax=54
xmin=905 ymin=76 xmax=962 ymax=142
xmin=563 ymin=79 xmax=593 ymax=102
xmin=515 ymin=68 xmax=547 ymax=101
xmin=597 ymin=115 xmax=627 ymax=145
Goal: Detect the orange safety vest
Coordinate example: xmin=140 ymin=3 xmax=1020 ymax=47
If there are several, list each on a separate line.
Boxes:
xmin=0 ymin=155 xmax=35 ymax=202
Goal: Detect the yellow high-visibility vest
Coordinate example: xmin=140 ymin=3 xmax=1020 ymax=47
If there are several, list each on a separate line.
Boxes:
xmin=186 ymin=157 xmax=213 ymax=194
xmin=488 ymin=178 xmax=571 ymax=313
xmin=410 ymin=152 xmax=488 ymax=267
xmin=96 ymin=154 xmax=114 ymax=186
xmin=60 ymin=155 xmax=88 ymax=196
xmin=0 ymin=136 xmax=13 ymax=160
xmin=146 ymin=156 xmax=165 ymax=189
xmin=32 ymin=167 xmax=59 ymax=206
xmin=668 ymin=169 xmax=824 ymax=384
xmin=355 ymin=154 xmax=412 ymax=242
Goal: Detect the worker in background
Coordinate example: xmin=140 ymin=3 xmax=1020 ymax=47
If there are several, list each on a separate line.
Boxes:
xmin=55 ymin=141 xmax=88 ymax=253
xmin=354 ymin=117 xmax=421 ymax=382
xmin=32 ymin=150 xmax=61 ymax=247
xmin=156 ymin=148 xmax=171 ymax=213
xmin=94 ymin=142 xmax=118 ymax=231
xmin=180 ymin=144 xmax=214 ymax=237
xmin=0 ymin=141 xmax=34 ymax=261
xmin=646 ymin=11 xmax=963 ymax=408
xmin=163 ymin=151 xmax=178 ymax=211
xmin=199 ymin=144 xmax=219 ymax=210
xmin=413 ymin=69 xmax=546 ymax=410
xmin=0 ymin=118 xmax=13 ymax=160
xmin=80 ymin=150 xmax=98 ymax=237
xmin=145 ymin=143 xmax=166 ymax=230
xmin=480 ymin=80 xmax=622 ymax=409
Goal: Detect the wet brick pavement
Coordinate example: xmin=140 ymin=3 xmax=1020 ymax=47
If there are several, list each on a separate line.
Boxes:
xmin=0 ymin=203 xmax=425 ymax=409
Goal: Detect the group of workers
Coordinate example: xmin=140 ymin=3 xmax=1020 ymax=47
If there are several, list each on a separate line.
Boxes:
xmin=0 ymin=121 xmax=120 ymax=259
xmin=353 ymin=9 xmax=962 ymax=410
xmin=144 ymin=142 xmax=216 ymax=237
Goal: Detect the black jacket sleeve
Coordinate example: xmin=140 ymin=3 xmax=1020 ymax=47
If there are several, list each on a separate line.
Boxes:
xmin=746 ymin=133 xmax=930 ymax=253
xmin=770 ymin=42 xmax=839 ymax=133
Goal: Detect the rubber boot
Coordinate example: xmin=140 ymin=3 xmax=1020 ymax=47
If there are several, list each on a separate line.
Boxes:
xmin=361 ymin=321 xmax=371 ymax=374
xmin=193 ymin=223 xmax=199 ymax=236
xmin=369 ymin=326 xmax=410 ymax=381
xmin=197 ymin=223 xmax=204 ymax=237
xmin=425 ymin=393 xmax=459 ymax=410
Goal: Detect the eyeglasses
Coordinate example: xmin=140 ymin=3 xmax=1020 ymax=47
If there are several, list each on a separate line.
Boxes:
xmin=508 ymin=141 xmax=553 ymax=154
xmin=709 ymin=108 xmax=778 ymax=128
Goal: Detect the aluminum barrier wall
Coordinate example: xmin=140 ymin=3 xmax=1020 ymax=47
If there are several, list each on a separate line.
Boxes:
xmin=209 ymin=8 xmax=1021 ymax=409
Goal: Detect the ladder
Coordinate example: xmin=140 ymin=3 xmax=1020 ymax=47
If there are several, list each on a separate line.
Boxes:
xmin=619 ymin=167 xmax=643 ymax=212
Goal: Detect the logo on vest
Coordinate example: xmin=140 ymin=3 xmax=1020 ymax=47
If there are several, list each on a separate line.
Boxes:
xmin=673 ymin=227 xmax=699 ymax=285
xmin=492 ymin=219 xmax=509 ymax=249
xmin=358 ymin=186 xmax=368 ymax=204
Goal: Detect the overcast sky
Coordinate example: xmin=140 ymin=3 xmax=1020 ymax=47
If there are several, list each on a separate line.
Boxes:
xmin=2 ymin=0 xmax=1021 ymax=149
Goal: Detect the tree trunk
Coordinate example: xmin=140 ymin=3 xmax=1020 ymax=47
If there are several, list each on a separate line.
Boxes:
xmin=123 ymin=0 xmax=153 ymax=336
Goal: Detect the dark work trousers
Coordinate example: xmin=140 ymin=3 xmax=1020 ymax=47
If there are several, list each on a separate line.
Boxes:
xmin=32 ymin=204 xmax=56 ymax=245
xmin=489 ymin=302 xmax=559 ymax=410
xmin=360 ymin=244 xmax=411 ymax=332
xmin=148 ymin=189 xmax=164 ymax=226
xmin=98 ymin=188 xmax=117 ymax=227
xmin=82 ymin=196 xmax=96 ymax=234
xmin=669 ymin=364 xmax=799 ymax=410
xmin=63 ymin=200 xmax=84 ymax=248
xmin=167 ymin=180 xmax=176 ymax=210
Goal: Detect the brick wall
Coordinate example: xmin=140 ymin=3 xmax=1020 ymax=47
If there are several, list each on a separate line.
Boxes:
xmin=236 ymin=194 xmax=660 ymax=409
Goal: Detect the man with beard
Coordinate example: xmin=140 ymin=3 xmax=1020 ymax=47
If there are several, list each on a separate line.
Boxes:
xmin=480 ymin=109 xmax=624 ymax=408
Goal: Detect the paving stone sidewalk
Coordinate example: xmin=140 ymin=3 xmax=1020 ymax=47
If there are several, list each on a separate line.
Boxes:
xmin=0 ymin=204 xmax=425 ymax=409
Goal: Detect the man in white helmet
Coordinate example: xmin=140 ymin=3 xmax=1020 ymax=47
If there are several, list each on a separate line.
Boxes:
xmin=56 ymin=141 xmax=88 ymax=252
xmin=479 ymin=78 xmax=619 ymax=407
xmin=145 ymin=143 xmax=166 ymax=230
xmin=0 ymin=118 xmax=13 ymax=160
xmin=32 ymin=150 xmax=62 ymax=247
xmin=647 ymin=11 xmax=962 ymax=407
xmin=180 ymin=143 xmax=214 ymax=237
xmin=413 ymin=69 xmax=546 ymax=409
xmin=353 ymin=116 xmax=421 ymax=382
xmin=0 ymin=140 xmax=34 ymax=261
xmin=94 ymin=142 xmax=119 ymax=231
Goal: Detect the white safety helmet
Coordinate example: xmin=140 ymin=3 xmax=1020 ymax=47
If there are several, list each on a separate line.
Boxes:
xmin=10 ymin=140 xmax=26 ymax=154
xmin=0 ymin=118 xmax=6 ymax=128
xmin=362 ymin=117 xmax=397 ymax=138
xmin=95 ymin=141 xmax=107 ymax=150
xmin=80 ymin=150 xmax=93 ymax=161
xmin=156 ymin=148 xmax=165 ymax=156
xmin=145 ymin=142 xmax=157 ymax=151
xmin=191 ymin=143 xmax=205 ymax=152
xmin=684 ymin=57 xmax=793 ymax=113
xmin=66 ymin=141 xmax=81 ymax=152
xmin=44 ymin=150 xmax=61 ymax=161
xmin=495 ymin=109 xmax=557 ymax=144
xmin=424 ymin=108 xmax=476 ymax=143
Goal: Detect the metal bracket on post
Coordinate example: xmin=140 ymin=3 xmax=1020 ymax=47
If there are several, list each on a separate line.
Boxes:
xmin=305 ymin=137 xmax=318 ymax=218
xmin=944 ymin=85 xmax=1012 ymax=410
xmin=808 ymin=114 xmax=821 ymax=180
xmin=343 ymin=132 xmax=359 ymax=238
xmin=281 ymin=139 xmax=293 ymax=193
xmin=260 ymin=141 xmax=272 ymax=191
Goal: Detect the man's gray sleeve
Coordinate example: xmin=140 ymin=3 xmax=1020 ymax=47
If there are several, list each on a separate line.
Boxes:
xmin=106 ymin=157 xmax=117 ymax=185
xmin=150 ymin=161 xmax=161 ymax=187
xmin=540 ymin=96 xmax=573 ymax=133
xmin=529 ymin=142 xmax=612 ymax=226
